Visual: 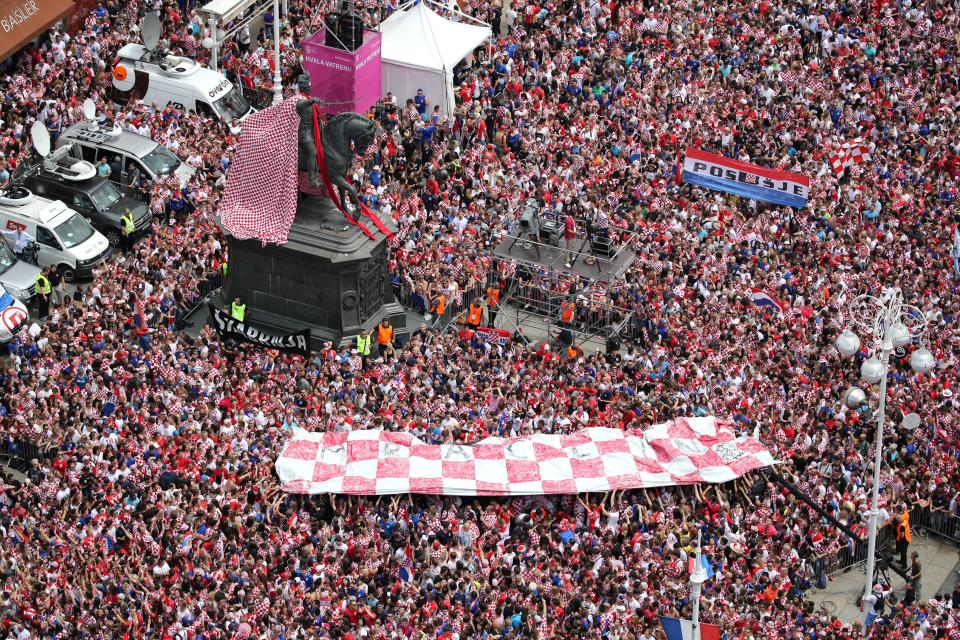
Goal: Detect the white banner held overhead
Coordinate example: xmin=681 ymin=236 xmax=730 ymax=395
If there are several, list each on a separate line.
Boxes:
xmin=275 ymin=417 xmax=776 ymax=495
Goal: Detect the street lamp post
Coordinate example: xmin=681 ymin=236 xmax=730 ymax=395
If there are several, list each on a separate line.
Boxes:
xmin=272 ymin=0 xmax=283 ymax=105
xmin=835 ymin=288 xmax=935 ymax=637
xmin=689 ymin=530 xmax=708 ymax=640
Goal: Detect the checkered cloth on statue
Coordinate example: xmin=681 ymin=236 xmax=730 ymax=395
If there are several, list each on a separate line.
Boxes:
xmin=218 ymin=98 xmax=302 ymax=245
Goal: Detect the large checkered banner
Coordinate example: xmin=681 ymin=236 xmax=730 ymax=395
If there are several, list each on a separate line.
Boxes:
xmin=275 ymin=417 xmax=777 ymax=495
xmin=683 ymin=148 xmax=810 ymax=209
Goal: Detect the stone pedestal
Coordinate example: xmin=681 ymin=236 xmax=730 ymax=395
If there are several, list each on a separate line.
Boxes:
xmin=218 ymin=196 xmax=406 ymax=350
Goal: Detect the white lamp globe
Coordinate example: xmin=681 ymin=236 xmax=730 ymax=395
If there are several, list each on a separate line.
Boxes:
xmin=835 ymin=330 xmax=861 ymax=358
xmin=860 ymin=357 xmax=885 ymax=384
xmin=910 ymin=347 xmax=936 ymax=374
xmin=889 ymin=322 xmax=911 ymax=349
xmin=844 ymin=386 xmax=867 ymax=410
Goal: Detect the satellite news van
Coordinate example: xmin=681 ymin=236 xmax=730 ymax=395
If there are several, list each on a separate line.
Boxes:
xmin=0 ymin=194 xmax=112 ymax=283
xmin=0 ymin=122 xmax=111 ymax=282
xmin=111 ymin=13 xmax=254 ymax=121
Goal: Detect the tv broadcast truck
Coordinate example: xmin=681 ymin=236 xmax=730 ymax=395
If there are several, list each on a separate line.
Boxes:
xmin=112 ymin=44 xmax=254 ymax=121
xmin=110 ymin=13 xmax=254 ymax=121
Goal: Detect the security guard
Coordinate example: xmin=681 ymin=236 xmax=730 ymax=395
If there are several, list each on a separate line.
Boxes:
xmin=466 ymin=300 xmax=483 ymax=329
xmin=120 ymin=209 xmax=136 ymax=251
xmin=356 ymin=328 xmax=373 ymax=365
xmin=377 ymin=318 xmax=394 ymax=357
xmin=896 ymin=508 xmax=912 ymax=567
xmin=231 ymin=296 xmax=247 ymax=322
xmin=485 ymin=284 xmax=501 ymax=327
xmin=432 ymin=292 xmax=447 ymax=319
xmin=35 ymin=267 xmax=52 ymax=319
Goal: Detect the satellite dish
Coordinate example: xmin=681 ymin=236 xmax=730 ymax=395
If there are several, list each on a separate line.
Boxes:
xmin=902 ymin=413 xmax=921 ymax=430
xmin=82 ymin=98 xmax=96 ymax=121
xmin=142 ymin=12 xmax=161 ymax=51
xmin=30 ymin=121 xmax=50 ymax=157
xmin=0 ymin=186 xmax=35 ymax=206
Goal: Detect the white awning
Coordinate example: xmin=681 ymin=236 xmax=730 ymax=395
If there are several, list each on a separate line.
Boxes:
xmin=379 ymin=0 xmax=490 ymax=72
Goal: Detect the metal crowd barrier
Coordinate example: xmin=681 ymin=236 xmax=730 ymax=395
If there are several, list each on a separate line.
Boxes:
xmin=821 ymin=517 xmax=897 ymax=578
xmin=0 ymin=438 xmax=55 ymax=473
xmin=392 ymin=275 xmax=493 ymax=334
xmin=173 ymin=271 xmax=224 ymax=330
xmin=909 ymin=506 xmax=960 ymax=544
xmin=816 ymin=505 xmax=958 ymax=580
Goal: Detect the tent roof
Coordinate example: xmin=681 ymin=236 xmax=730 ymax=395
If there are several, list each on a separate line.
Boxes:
xmin=379 ymin=1 xmax=490 ymax=71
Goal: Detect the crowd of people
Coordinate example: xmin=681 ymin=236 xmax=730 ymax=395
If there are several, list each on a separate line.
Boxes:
xmin=2 ymin=0 xmax=960 ymax=637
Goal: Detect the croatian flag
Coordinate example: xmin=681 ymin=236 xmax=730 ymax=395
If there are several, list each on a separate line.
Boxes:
xmin=659 ymin=617 xmax=722 ymax=640
xmin=748 ymin=288 xmax=784 ymax=315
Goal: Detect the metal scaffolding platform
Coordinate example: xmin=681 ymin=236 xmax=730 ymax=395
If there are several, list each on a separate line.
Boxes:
xmin=490 ymin=225 xmax=637 ymax=347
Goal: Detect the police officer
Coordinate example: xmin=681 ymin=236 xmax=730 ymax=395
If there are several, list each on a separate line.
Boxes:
xmin=120 ymin=209 xmax=136 ymax=252
xmin=231 ymin=296 xmax=247 ymax=322
xmin=35 ymin=267 xmax=52 ymax=319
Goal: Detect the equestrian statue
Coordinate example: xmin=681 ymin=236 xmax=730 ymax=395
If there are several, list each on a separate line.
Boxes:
xmin=295 ymin=74 xmax=377 ymax=215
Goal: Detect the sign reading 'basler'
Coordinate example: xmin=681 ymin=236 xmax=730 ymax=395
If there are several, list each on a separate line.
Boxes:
xmin=683 ymin=148 xmax=809 ymax=209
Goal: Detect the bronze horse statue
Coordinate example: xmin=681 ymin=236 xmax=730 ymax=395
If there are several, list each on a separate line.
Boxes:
xmin=296 ymin=97 xmax=377 ymax=214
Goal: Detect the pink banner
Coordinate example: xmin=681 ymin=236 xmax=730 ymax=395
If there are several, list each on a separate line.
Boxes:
xmin=303 ymin=27 xmax=382 ymax=115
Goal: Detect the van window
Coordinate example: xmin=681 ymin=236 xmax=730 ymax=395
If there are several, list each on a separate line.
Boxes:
xmin=214 ymin=85 xmax=251 ymax=120
xmin=53 ymin=213 xmax=96 ymax=249
xmin=140 ymin=145 xmax=182 ymax=177
xmin=36 ymin=226 xmax=62 ymax=250
xmin=0 ymin=242 xmax=17 ymax=276
xmin=196 ymin=99 xmax=215 ymax=119
xmin=90 ymin=181 xmax=123 ymax=210
xmin=71 ymin=193 xmax=95 ymax=214
xmin=78 ymin=143 xmax=98 ymax=164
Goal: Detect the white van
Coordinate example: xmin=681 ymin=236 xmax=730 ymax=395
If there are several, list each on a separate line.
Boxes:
xmin=112 ymin=44 xmax=255 ymax=121
xmin=0 ymin=191 xmax=111 ymax=282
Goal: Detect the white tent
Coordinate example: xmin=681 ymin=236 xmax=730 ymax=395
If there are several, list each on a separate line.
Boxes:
xmin=378 ymin=0 xmax=490 ymax=117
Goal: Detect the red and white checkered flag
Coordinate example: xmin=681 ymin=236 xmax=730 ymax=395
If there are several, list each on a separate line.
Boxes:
xmin=275 ymin=417 xmax=776 ymax=495
xmin=219 ymin=98 xmax=301 ymax=245
xmin=829 ymin=139 xmax=871 ymax=177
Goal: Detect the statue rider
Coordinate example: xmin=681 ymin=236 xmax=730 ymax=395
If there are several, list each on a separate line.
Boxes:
xmin=296 ymin=74 xmax=322 ymax=188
